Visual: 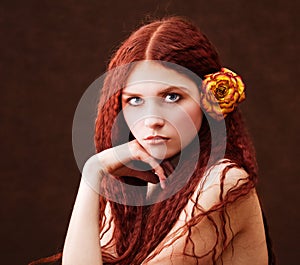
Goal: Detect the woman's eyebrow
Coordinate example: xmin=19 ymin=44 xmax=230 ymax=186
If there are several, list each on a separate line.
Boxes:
xmin=122 ymin=86 xmax=190 ymax=97
xmin=158 ymin=86 xmax=189 ymax=94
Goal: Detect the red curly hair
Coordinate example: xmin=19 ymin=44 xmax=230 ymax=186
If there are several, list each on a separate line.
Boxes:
xmin=29 ymin=16 xmax=275 ymax=265
xmin=94 ymin=16 xmax=268 ymax=264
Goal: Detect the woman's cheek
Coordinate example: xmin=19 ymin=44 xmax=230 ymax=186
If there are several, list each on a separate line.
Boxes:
xmin=170 ymin=105 xmax=202 ymax=146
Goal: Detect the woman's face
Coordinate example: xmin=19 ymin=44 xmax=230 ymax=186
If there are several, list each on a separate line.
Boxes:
xmin=122 ymin=61 xmax=202 ymax=159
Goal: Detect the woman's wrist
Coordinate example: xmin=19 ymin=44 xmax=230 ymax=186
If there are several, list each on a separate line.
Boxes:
xmin=82 ymin=155 xmax=107 ymax=195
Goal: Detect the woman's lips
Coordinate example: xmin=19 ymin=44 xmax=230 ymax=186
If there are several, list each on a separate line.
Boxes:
xmin=143 ymin=135 xmax=170 ymax=144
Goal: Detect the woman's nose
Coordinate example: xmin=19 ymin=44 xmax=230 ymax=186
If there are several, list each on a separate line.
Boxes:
xmin=142 ymin=99 xmax=165 ymax=128
xmin=144 ymin=116 xmax=165 ymax=128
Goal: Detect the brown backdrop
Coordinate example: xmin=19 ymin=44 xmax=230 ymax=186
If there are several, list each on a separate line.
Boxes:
xmin=1 ymin=0 xmax=299 ymax=264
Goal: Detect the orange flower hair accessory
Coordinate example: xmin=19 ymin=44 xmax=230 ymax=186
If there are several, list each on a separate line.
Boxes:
xmin=200 ymin=68 xmax=246 ymax=120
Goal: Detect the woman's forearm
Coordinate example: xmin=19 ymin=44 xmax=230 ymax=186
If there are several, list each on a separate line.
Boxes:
xmin=62 ymin=178 xmax=103 ymax=265
xmin=61 ymin=143 xmax=165 ymax=265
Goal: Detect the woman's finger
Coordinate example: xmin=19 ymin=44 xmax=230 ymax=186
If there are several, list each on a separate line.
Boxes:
xmin=128 ymin=141 xmax=167 ymax=189
xmin=93 ymin=140 xmax=167 ymax=189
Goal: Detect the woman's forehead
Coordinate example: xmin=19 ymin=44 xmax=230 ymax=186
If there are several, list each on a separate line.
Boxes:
xmin=124 ymin=61 xmax=197 ymax=91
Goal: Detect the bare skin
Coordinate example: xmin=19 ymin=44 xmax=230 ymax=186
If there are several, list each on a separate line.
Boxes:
xmin=63 ymin=62 xmax=268 ymax=264
xmin=99 ymin=161 xmax=268 ymax=265
xmin=63 ymin=141 xmax=268 ymax=265
xmin=144 ymin=168 xmax=268 ymax=265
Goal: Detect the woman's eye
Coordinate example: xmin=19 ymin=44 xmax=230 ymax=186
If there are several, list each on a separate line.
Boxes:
xmin=128 ymin=97 xmax=144 ymax=106
xmin=165 ymin=93 xmax=181 ymax=103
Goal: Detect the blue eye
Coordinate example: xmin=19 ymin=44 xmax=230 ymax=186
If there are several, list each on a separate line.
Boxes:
xmin=128 ymin=97 xmax=144 ymax=106
xmin=165 ymin=93 xmax=181 ymax=103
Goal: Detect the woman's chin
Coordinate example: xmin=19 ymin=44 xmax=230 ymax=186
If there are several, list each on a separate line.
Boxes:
xmin=148 ymin=151 xmax=168 ymax=161
xmin=145 ymin=147 xmax=169 ymax=161
xmin=147 ymin=148 xmax=178 ymax=162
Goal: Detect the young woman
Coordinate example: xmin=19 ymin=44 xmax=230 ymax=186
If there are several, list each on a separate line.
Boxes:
xmin=31 ymin=16 xmax=275 ymax=265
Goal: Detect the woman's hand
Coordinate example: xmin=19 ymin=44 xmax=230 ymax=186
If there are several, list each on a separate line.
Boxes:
xmin=83 ymin=139 xmax=167 ymax=189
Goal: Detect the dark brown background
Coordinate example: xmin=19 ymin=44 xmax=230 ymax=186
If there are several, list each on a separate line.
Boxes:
xmin=1 ymin=0 xmax=299 ymax=264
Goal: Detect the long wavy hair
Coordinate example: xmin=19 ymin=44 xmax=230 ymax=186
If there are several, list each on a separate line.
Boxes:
xmin=29 ymin=16 xmax=275 ymax=265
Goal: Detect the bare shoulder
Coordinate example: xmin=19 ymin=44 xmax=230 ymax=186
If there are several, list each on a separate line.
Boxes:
xmin=196 ymin=161 xmax=268 ymax=264
xmin=192 ymin=160 xmax=250 ymax=211
xmin=194 ymin=160 xmax=265 ymax=236
xmin=206 ymin=159 xmax=249 ymax=188
xmin=145 ymin=161 xmax=268 ymax=264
